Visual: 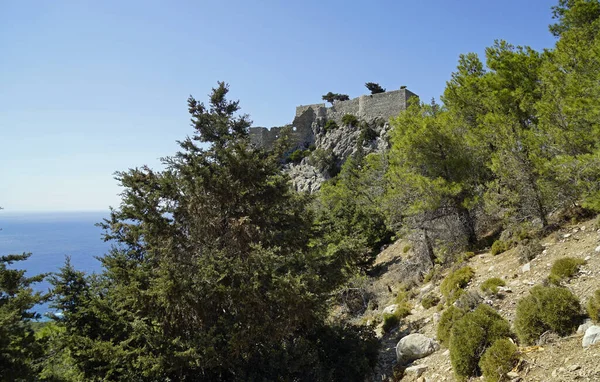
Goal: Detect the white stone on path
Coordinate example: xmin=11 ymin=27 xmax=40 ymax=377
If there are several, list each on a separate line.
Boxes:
xmin=383 ymin=304 xmax=398 ymax=315
xmin=405 ymin=365 xmax=428 ymax=378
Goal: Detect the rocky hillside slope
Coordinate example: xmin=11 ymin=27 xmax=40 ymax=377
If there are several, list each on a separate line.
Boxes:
xmin=352 ymin=217 xmax=600 ymax=381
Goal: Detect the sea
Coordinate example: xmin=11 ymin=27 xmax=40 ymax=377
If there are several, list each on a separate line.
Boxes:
xmin=0 ymin=211 xmax=111 ymax=318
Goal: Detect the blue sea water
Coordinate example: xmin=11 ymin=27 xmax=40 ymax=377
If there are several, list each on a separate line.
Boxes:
xmin=0 ymin=211 xmax=111 ymax=317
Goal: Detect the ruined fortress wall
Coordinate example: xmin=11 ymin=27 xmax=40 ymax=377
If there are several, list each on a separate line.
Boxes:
xmin=325 ymin=97 xmax=361 ymax=121
xmin=358 ymin=88 xmax=416 ymax=121
xmin=295 ymin=103 xmax=326 ymax=118
xmin=322 ymin=88 xmax=417 ymax=123
xmin=249 ymin=126 xmax=284 ymax=148
xmin=249 ymin=88 xmax=418 ymax=150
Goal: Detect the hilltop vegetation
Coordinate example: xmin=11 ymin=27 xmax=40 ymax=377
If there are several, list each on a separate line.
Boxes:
xmin=3 ymin=1 xmax=600 ymax=381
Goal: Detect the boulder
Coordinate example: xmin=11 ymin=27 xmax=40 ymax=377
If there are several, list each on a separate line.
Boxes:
xmin=583 ymin=325 xmax=600 ymax=348
xmin=396 ymin=333 xmax=439 ymax=364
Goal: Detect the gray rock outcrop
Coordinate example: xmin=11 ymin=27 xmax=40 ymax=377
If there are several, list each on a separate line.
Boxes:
xmin=287 ymin=161 xmax=326 ymax=193
xmin=286 ymin=121 xmax=390 ymax=192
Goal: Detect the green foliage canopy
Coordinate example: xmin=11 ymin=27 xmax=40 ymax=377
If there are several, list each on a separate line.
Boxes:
xmin=0 ymin=253 xmax=48 ymax=381
xmin=48 ymin=83 xmax=378 ymax=381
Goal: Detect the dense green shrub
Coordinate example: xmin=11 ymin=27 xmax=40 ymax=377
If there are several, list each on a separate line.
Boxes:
xmin=449 ymin=304 xmax=512 ymax=380
xmin=358 ymin=125 xmax=378 ymax=144
xmin=549 ymin=257 xmax=585 ymax=283
xmin=393 ymin=289 xmax=408 ymax=304
xmin=437 ymin=306 xmax=466 ymax=347
xmin=382 ymin=291 xmax=412 ymax=333
xmin=324 ymin=119 xmax=338 ymax=133
xmin=423 ymin=265 xmax=441 ymax=283
xmin=422 ymin=294 xmax=440 ymax=309
xmin=393 ymin=291 xmax=413 ymax=316
xmin=479 ymin=338 xmax=519 ymax=382
xmin=587 ymin=289 xmax=600 ymax=322
xmin=382 ymin=306 xmax=410 ymax=333
xmin=382 ymin=312 xmax=400 ymax=333
xmin=341 ymin=114 xmax=359 ymax=126
xmin=440 ymin=266 xmax=475 ymax=303
xmin=396 ymin=304 xmax=412 ymax=318
xmin=454 ymin=290 xmax=483 ymax=311
xmin=309 ymin=148 xmax=339 ymax=177
xmin=459 ymin=251 xmax=476 ymax=262
xmin=514 ymin=286 xmax=582 ymax=345
xmin=480 ymin=278 xmax=506 ymax=296
xmin=491 ymin=240 xmax=507 ymax=256
xmin=288 ymin=149 xmax=310 ymax=164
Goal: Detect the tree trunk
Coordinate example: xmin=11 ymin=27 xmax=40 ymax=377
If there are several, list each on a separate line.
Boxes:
xmin=422 ymin=229 xmax=436 ymax=265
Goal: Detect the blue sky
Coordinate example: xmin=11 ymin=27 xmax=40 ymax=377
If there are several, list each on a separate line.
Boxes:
xmin=1 ymin=0 xmax=558 ymax=211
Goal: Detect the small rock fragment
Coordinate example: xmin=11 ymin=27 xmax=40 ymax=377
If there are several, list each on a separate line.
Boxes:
xmin=522 ymin=263 xmax=531 ymax=273
xmin=405 ymin=364 xmax=428 ymax=378
xmin=420 ymin=283 xmax=434 ymax=294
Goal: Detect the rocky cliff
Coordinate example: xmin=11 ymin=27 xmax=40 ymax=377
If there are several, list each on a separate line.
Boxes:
xmin=249 ymin=88 xmax=418 ymax=193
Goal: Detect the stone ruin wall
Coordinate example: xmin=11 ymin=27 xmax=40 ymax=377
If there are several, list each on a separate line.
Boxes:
xmin=249 ymin=88 xmax=418 ymax=150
